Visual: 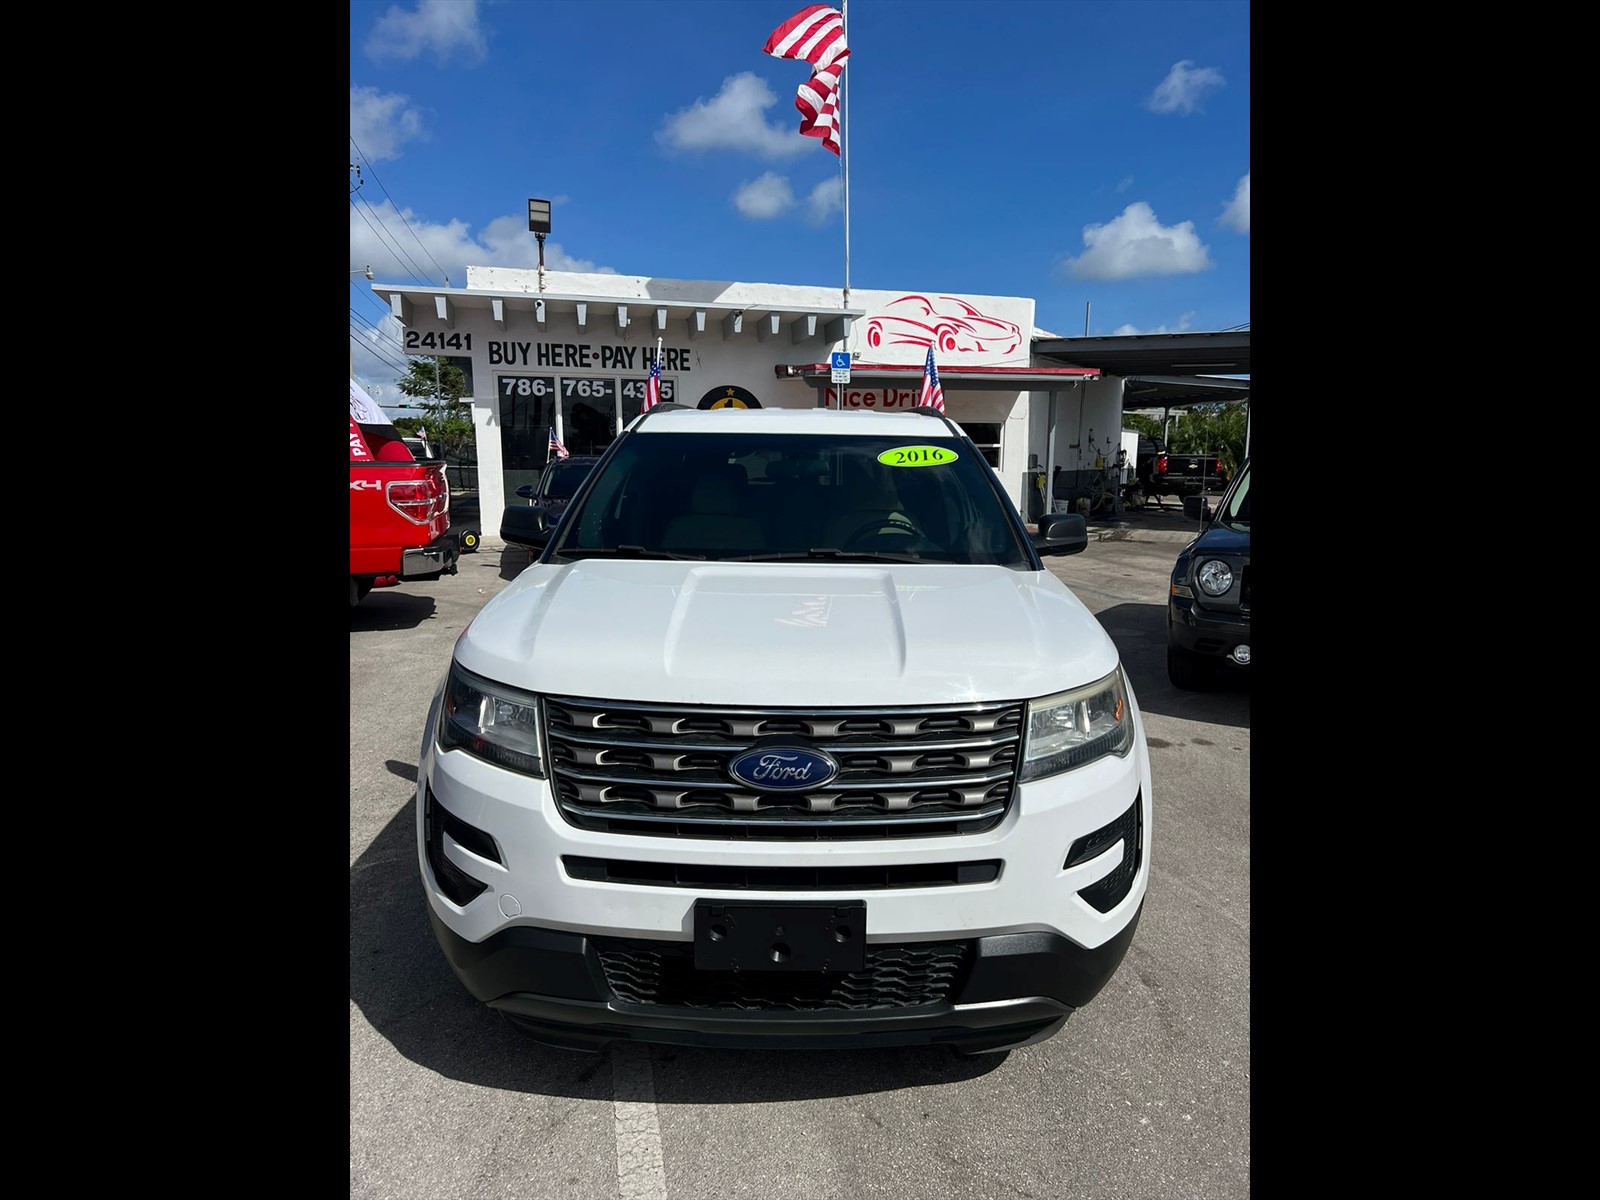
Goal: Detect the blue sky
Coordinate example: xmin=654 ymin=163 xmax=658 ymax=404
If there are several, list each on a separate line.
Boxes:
xmin=349 ymin=0 xmax=1249 ymax=412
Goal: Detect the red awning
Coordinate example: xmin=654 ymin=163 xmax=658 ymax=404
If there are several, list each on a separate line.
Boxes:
xmin=776 ymin=362 xmax=1100 ymax=389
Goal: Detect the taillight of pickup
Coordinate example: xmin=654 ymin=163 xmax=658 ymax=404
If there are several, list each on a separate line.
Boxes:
xmin=350 ymin=459 xmax=459 ymax=608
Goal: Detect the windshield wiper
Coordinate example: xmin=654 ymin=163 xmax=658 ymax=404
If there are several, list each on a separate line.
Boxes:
xmin=556 ymin=544 xmax=706 ymax=561
xmin=728 ymin=548 xmax=924 ymax=563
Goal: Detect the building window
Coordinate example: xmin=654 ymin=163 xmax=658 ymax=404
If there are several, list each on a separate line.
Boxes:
xmin=496 ymin=374 xmax=557 ymax=499
xmin=963 ymin=423 xmax=1001 ymax=468
xmin=559 ymin=378 xmax=618 ymax=456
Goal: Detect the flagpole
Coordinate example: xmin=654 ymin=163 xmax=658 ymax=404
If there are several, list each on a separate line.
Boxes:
xmin=841 ymin=0 xmax=851 ymax=311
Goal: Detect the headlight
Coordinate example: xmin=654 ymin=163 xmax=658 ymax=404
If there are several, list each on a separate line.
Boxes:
xmin=437 ymin=661 xmax=546 ymax=777
xmin=1197 ymin=559 xmax=1234 ymax=596
xmin=1020 ymin=667 xmax=1134 ymax=781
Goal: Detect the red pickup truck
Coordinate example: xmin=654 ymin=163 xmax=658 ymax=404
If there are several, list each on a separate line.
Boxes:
xmin=350 ymin=384 xmax=459 ymax=607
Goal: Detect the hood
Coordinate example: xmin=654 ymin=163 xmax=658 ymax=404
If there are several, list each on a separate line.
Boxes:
xmin=1189 ymin=525 xmax=1250 ymax=554
xmin=456 ymin=561 xmax=1121 ymax=708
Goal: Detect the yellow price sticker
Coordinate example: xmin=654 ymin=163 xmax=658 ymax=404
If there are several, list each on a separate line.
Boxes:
xmin=877 ymin=445 xmax=958 ymax=468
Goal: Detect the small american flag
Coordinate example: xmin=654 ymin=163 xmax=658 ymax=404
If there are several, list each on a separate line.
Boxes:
xmin=641 ymin=352 xmax=663 ymax=411
xmin=919 ymin=346 xmax=945 ymax=413
xmin=549 ymin=427 xmax=569 ymax=459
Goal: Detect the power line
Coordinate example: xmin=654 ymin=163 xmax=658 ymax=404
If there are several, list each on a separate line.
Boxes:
xmin=350 ymin=135 xmax=451 ymax=286
xmin=349 ymin=334 xmax=410 ymax=380
xmin=350 ymin=276 xmax=390 ymax=317
xmin=348 ymin=302 xmax=406 ymax=350
xmin=351 ymin=193 xmax=436 ymax=284
xmin=349 ymin=332 xmax=410 ymax=378
xmin=349 ymin=317 xmax=411 ymax=376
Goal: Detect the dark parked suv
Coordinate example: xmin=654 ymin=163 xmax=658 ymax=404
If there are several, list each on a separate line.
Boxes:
xmin=500 ymin=455 xmax=601 ymax=546
xmin=1167 ymin=458 xmax=1250 ymax=689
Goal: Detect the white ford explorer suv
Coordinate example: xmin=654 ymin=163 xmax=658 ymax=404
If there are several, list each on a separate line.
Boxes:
xmin=417 ymin=404 xmax=1152 ymax=1054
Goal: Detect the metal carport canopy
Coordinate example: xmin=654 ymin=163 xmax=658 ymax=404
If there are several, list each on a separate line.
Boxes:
xmin=1031 ymin=329 xmax=1251 ymax=455
xmin=775 ymin=361 xmax=1101 ymax=405
xmin=1120 ymin=374 xmax=1250 ymax=410
xmin=1030 ymin=330 xmax=1249 ymax=379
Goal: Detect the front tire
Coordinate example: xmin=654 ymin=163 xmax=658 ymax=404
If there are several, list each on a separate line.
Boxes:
xmin=1167 ymin=645 xmax=1214 ymax=690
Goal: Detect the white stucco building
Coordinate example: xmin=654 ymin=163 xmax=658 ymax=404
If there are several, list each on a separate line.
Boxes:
xmin=373 ymin=266 xmax=1145 ymax=537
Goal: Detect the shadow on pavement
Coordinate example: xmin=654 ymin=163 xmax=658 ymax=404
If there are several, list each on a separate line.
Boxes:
xmin=496 ymin=545 xmax=533 ymax=582
xmin=1090 ymin=601 xmax=1249 ymax=727
xmin=351 ymin=798 xmax=1006 ymax=1099
xmin=349 ymin=591 xmax=438 ymax=630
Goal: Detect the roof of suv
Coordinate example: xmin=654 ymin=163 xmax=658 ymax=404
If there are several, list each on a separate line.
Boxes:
xmin=629 ymin=406 xmax=959 ymax=437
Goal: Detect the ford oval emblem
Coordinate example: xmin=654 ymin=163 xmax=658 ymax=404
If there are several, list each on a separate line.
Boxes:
xmin=728 ymin=746 xmax=839 ymax=791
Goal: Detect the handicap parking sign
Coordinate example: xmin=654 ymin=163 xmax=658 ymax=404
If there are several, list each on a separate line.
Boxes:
xmin=830 ymin=351 xmax=851 ymax=384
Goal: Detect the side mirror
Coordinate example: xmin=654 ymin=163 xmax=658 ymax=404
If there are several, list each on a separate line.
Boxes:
xmin=1033 ymin=512 xmax=1088 ymax=557
xmin=515 ymin=484 xmax=536 ymax=499
xmin=1183 ymin=495 xmax=1212 ymax=523
xmin=500 ymin=504 xmax=551 ymax=549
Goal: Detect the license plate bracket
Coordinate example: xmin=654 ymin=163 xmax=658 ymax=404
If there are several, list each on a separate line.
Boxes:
xmin=693 ymin=901 xmax=866 ymax=973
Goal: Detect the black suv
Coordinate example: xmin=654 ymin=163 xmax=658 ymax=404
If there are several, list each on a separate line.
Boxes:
xmin=1167 ymin=458 xmax=1250 ymax=689
xmin=500 ymin=455 xmax=601 ymax=544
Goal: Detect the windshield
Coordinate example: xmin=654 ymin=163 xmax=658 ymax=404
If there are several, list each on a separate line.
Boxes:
xmin=1218 ymin=462 xmax=1250 ymax=529
xmin=545 ymin=461 xmax=595 ymax=500
xmin=553 ymin=432 xmax=1032 ymax=566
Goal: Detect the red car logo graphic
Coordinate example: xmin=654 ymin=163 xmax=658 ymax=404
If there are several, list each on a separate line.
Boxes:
xmin=864 ymin=294 xmax=1022 ymax=355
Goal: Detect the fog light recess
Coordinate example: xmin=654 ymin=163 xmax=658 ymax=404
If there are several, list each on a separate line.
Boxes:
xmin=1231 ymin=645 xmax=1251 ymax=665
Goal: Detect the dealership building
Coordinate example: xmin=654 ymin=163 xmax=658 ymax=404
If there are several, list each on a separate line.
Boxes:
xmin=370 ymin=265 xmax=1249 ymax=538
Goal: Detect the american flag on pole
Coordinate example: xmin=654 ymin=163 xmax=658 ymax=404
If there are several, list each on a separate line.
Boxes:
xmin=763 ymin=5 xmax=848 ymax=156
xmin=795 ymin=62 xmax=843 ymax=155
xmin=919 ymin=346 xmax=945 ymax=413
xmin=641 ymin=351 xmax=663 ymax=411
xmin=549 ymin=426 xmax=569 ymax=460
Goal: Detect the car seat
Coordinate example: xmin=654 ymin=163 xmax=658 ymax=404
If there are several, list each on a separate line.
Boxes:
xmin=659 ymin=465 xmax=764 ymax=554
xmin=819 ymin=465 xmax=911 ymax=549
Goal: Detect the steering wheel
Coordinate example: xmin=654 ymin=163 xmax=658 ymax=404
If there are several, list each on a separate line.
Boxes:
xmin=840 ymin=517 xmax=924 ymax=549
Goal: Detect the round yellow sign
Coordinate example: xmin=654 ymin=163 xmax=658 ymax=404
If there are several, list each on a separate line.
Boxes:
xmin=698 ymin=385 xmax=762 ymax=410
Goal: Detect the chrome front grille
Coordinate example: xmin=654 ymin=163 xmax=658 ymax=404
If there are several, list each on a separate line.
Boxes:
xmin=545 ymin=697 xmax=1024 ymax=839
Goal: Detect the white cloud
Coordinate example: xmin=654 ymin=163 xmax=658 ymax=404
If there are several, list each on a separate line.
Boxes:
xmin=657 ymin=72 xmax=811 ymax=159
xmin=733 ymin=173 xmax=795 ymax=219
xmin=1058 ymin=202 xmax=1213 ymax=281
xmin=350 ymin=200 xmax=613 ymax=286
xmin=1146 ymin=60 xmax=1225 ymax=115
xmin=1111 ymin=312 xmax=1197 ymax=336
xmin=1220 ymin=173 xmax=1249 ymax=234
xmin=350 ymin=86 xmax=428 ymax=162
xmin=1115 ymin=176 xmax=1135 ymax=194
xmin=364 ymin=0 xmax=488 ymax=65
xmin=805 ymin=177 xmax=842 ymax=225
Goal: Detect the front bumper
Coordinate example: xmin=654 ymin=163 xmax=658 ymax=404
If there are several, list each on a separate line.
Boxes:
xmin=416 ymin=687 xmax=1152 ymax=1048
xmin=1168 ymin=596 xmax=1249 ymax=666
xmin=429 ymin=906 xmax=1142 ymax=1052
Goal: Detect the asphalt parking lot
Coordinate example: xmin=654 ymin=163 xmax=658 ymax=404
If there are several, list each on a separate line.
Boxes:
xmin=350 ymin=518 xmax=1249 ymax=1200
